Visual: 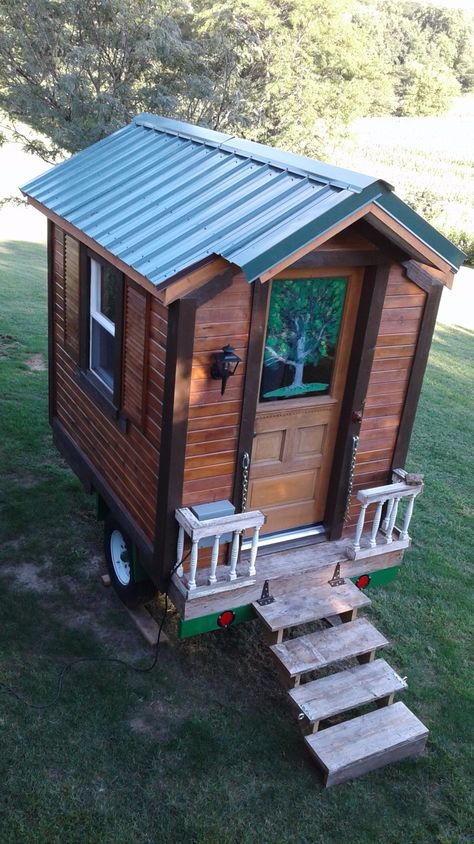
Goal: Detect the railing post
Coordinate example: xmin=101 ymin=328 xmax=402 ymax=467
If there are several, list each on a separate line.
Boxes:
xmin=370 ymin=499 xmax=385 ymax=548
xmin=381 ymin=498 xmax=395 ymax=533
xmin=385 ymin=498 xmax=400 ymax=543
xmin=248 ymin=527 xmax=260 ymax=576
xmin=188 ymin=539 xmax=199 ymax=590
xmin=400 ymin=494 xmax=416 ymax=541
xmin=209 ymin=535 xmax=220 ymax=584
xmin=229 ymin=531 xmax=240 ymax=581
xmin=353 ymin=503 xmax=368 ymax=554
xmin=176 ymin=525 xmax=185 ymax=577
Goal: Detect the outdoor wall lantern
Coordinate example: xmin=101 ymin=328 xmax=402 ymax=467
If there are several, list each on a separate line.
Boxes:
xmin=211 ymin=344 xmax=241 ymax=395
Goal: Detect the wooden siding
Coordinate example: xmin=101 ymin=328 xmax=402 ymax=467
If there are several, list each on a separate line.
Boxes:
xmin=51 ymin=223 xmax=167 ymax=542
xmin=182 ymin=272 xmax=253 ymax=507
xmin=343 ymin=264 xmax=427 ymax=532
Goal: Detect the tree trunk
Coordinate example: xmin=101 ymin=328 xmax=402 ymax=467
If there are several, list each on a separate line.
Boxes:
xmin=288 ymin=331 xmax=307 ymax=388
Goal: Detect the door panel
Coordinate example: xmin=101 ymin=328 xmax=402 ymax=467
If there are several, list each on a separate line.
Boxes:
xmin=247 ymin=270 xmax=362 ymax=536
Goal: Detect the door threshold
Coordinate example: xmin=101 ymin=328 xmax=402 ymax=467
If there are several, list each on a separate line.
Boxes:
xmin=241 ymin=524 xmax=326 ymax=553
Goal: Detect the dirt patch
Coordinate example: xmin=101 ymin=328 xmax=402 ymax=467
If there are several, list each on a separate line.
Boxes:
xmin=0 ymin=333 xmax=19 ymax=357
xmin=0 ymin=560 xmax=55 ymax=593
xmin=128 ymin=696 xmax=191 ymax=741
xmin=25 ymin=353 xmax=46 ymax=371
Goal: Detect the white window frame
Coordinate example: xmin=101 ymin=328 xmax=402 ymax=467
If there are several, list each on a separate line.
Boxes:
xmin=89 ymin=258 xmax=115 ymax=390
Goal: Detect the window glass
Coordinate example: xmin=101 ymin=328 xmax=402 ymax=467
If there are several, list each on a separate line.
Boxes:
xmin=90 ymin=320 xmax=115 ymax=389
xmin=260 ymin=277 xmax=347 ymax=402
xmin=100 ymin=265 xmax=119 ymax=322
xmin=89 ymin=258 xmax=118 ymax=393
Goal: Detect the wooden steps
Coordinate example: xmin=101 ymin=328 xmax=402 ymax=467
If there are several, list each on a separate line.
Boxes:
xmin=271 ymin=617 xmax=389 ymax=686
xmin=304 ymin=701 xmax=428 ymax=787
xmin=289 ymin=659 xmax=407 ymax=731
xmin=254 ymin=578 xmax=428 ymax=786
xmin=253 ymin=580 xmax=371 ymax=643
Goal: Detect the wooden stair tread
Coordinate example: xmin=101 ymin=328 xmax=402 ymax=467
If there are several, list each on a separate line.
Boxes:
xmin=289 ymin=659 xmax=407 ymax=723
xmin=305 ymin=701 xmax=428 ymax=787
xmin=253 ymin=580 xmax=371 ymax=633
xmin=271 ymin=617 xmax=388 ymax=677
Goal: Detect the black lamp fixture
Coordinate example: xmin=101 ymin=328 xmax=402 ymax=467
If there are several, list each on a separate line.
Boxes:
xmin=211 ymin=344 xmax=241 ymax=395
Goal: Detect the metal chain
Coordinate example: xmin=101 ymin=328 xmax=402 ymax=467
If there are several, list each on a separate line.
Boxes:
xmin=241 ymin=451 xmax=250 ymax=512
xmin=343 ymin=435 xmax=359 ymax=524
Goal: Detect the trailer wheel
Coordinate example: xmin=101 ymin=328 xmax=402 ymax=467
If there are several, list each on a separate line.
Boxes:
xmin=104 ymin=516 xmax=156 ymax=608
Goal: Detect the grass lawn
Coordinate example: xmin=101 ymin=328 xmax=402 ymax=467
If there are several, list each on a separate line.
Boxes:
xmin=0 ymin=239 xmax=473 ymax=844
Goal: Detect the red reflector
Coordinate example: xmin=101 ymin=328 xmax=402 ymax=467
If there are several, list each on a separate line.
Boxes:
xmin=217 ymin=610 xmax=235 ymax=628
xmin=355 ymin=574 xmax=370 ymax=589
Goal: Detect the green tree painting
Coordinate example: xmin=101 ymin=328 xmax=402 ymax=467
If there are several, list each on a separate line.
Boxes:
xmin=261 ymin=277 xmax=347 ymax=400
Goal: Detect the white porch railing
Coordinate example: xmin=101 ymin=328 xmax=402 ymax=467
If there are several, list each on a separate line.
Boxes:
xmin=175 ymin=507 xmax=266 ymax=590
xmin=347 ymin=469 xmax=424 ymax=560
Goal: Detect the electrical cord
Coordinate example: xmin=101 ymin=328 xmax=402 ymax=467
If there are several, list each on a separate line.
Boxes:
xmin=0 ymin=552 xmax=190 ymax=710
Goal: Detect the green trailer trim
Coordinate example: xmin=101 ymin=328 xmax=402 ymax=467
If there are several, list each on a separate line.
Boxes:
xmin=178 ymin=604 xmax=256 ymax=639
xmin=178 ymin=565 xmax=400 ymax=638
xmin=351 ymin=565 xmax=400 ymax=589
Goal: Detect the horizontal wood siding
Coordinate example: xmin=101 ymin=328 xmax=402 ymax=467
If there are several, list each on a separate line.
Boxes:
xmin=182 ymin=272 xmax=252 ymax=507
xmin=343 ymin=264 xmax=426 ymax=532
xmin=51 ymin=223 xmax=167 ymax=543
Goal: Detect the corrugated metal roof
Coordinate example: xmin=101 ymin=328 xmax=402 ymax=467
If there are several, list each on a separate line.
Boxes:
xmin=21 ymin=114 xmax=465 ymax=284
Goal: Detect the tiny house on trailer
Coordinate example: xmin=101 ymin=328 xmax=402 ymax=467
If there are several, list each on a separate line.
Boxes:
xmin=21 ymin=115 xmax=464 ymax=786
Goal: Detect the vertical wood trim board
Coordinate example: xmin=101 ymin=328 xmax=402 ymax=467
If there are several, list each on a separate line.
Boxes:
xmin=343 ymin=263 xmax=427 ymax=533
xmin=326 ymin=263 xmax=391 ymax=539
xmin=122 ymin=282 xmax=149 ymax=427
xmin=63 ymin=233 xmax=81 ymax=362
xmin=153 ymin=298 xmax=196 ymax=587
xmin=391 ymin=278 xmax=443 ymax=469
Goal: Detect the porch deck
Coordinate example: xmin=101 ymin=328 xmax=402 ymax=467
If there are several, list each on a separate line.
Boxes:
xmin=169 ymin=532 xmax=407 ymax=621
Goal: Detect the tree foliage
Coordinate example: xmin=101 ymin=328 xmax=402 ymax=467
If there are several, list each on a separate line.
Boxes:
xmin=0 ymin=0 xmax=473 ymax=161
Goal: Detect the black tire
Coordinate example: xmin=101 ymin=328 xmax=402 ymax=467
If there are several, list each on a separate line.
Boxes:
xmin=104 ymin=516 xmax=156 ymax=608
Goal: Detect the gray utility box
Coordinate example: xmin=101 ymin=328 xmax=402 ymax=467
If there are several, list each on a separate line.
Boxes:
xmin=191 ymin=500 xmax=236 ymax=548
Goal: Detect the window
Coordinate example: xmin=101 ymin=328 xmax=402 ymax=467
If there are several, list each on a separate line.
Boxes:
xmin=89 ymin=258 xmax=121 ymax=392
xmin=259 ymin=276 xmax=348 ymax=402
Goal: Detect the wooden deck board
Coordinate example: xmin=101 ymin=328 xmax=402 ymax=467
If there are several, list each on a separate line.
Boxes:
xmin=305 ymin=701 xmax=428 ymax=786
xmin=271 ymin=617 xmax=388 ymax=677
xmin=171 ymin=534 xmax=404 ymax=620
xmin=289 ymin=659 xmax=406 ymax=724
xmin=253 ymin=581 xmax=370 ymax=633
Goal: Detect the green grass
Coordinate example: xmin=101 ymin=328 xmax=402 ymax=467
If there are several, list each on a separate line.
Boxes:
xmin=0 ymin=240 xmax=473 ymax=843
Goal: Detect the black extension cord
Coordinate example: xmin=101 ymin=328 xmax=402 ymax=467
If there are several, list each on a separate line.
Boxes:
xmin=0 ymin=552 xmax=190 ymax=710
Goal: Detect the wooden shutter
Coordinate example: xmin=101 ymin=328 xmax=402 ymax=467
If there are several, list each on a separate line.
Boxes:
xmin=63 ymin=234 xmax=81 ymax=362
xmin=122 ymin=282 xmax=149 ymax=426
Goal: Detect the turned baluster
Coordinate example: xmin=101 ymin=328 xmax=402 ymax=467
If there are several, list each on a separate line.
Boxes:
xmin=209 ymin=535 xmax=220 ymax=584
xmin=176 ymin=525 xmax=185 ymax=577
xmin=385 ymin=497 xmax=400 ymax=543
xmin=381 ymin=498 xmax=395 ymax=533
xmin=353 ymin=502 xmax=368 ymax=554
xmin=229 ymin=531 xmax=240 ymax=581
xmin=400 ymin=494 xmax=416 ymax=541
xmin=370 ymin=498 xmax=386 ymax=548
xmin=248 ymin=527 xmax=260 ymax=576
xmin=188 ymin=539 xmax=199 ymax=589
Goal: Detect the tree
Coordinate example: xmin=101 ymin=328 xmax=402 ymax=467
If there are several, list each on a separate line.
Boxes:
xmin=263 ymin=277 xmax=346 ymax=395
xmin=0 ymin=0 xmax=198 ymax=160
xmin=0 ymin=0 xmax=473 ymax=163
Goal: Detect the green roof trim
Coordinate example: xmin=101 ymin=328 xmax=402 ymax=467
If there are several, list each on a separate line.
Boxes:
xmin=376 ymin=193 xmax=466 ymax=270
xmin=239 ymin=182 xmax=386 ymax=282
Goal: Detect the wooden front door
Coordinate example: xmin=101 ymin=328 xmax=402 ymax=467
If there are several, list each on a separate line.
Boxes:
xmin=247 ymin=269 xmax=362 ymax=536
